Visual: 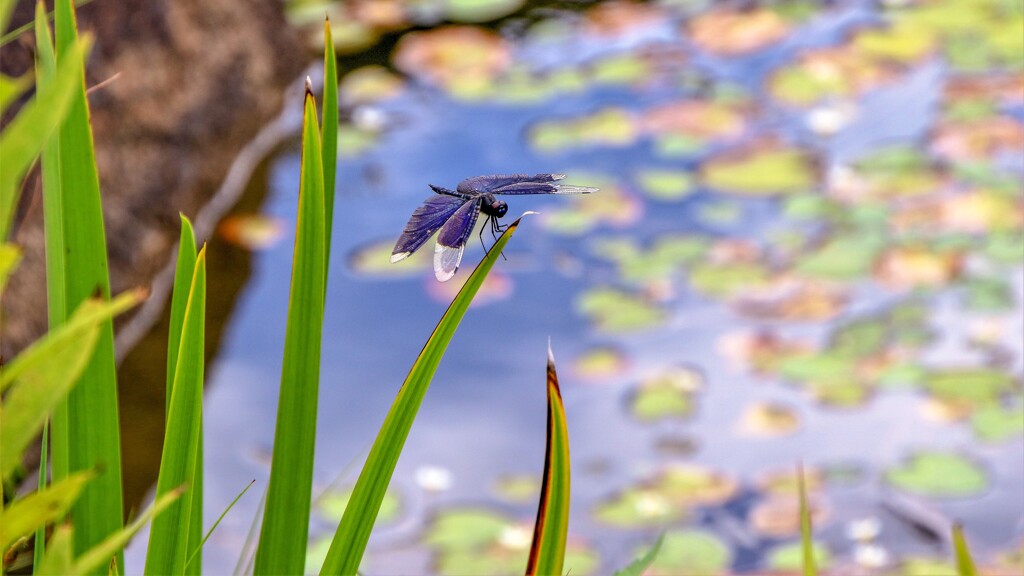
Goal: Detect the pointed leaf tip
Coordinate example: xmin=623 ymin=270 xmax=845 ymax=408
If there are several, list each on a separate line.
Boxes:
xmin=305 ymin=76 xmax=314 ymax=97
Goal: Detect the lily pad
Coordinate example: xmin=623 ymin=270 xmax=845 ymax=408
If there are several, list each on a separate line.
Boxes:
xmin=767 ymin=540 xmax=832 ymax=571
xmin=590 ymin=53 xmax=654 ymax=86
xmin=540 ymin=176 xmax=643 ymax=235
xmin=750 ymin=496 xmax=830 ymax=538
xmin=689 ymin=261 xmax=771 ymax=298
xmin=339 ymin=65 xmax=404 ymax=105
xmin=393 ymin=26 xmax=511 ymax=93
xmin=440 ymin=0 xmax=524 ymax=23
xmin=529 ymin=108 xmax=639 ymax=153
xmin=593 ymin=488 xmax=683 ymax=528
xmin=875 ymin=246 xmax=963 ymax=289
xmin=629 ymin=367 xmax=704 ymax=423
xmin=316 ymin=485 xmax=401 ymax=524
xmin=885 ymin=451 xmax=988 ymax=497
xmin=337 ymin=125 xmax=379 ymax=157
xmin=636 ymin=169 xmax=695 ymax=201
xmin=736 ymin=402 xmax=801 ymax=437
xmin=643 ymin=529 xmax=731 ymax=576
xmin=576 ymin=287 xmax=665 ymax=332
xmin=795 ymin=235 xmax=884 ymax=280
xmin=971 ymin=402 xmax=1024 ymax=442
xmin=573 ymin=346 xmax=630 ymax=381
xmin=593 ymin=234 xmax=709 ymax=286
xmin=921 ymin=369 xmax=1018 ymax=408
xmin=963 ymin=277 xmax=1014 ymax=311
xmin=700 ymin=144 xmax=817 ymax=196
xmin=492 ymin=474 xmax=539 ymax=503
xmin=688 ymin=8 xmax=791 ymax=56
xmin=425 ymin=507 xmax=513 ymax=551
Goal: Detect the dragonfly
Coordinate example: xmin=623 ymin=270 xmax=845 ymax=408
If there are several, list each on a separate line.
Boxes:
xmin=391 ymin=173 xmax=598 ymax=281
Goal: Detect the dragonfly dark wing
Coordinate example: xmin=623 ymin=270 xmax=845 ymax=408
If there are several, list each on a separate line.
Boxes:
xmin=391 ymin=195 xmax=467 ymax=263
xmin=458 ymin=173 xmax=598 ymax=196
xmin=456 ymin=173 xmax=562 ymax=194
xmin=433 ymin=197 xmax=482 ymax=281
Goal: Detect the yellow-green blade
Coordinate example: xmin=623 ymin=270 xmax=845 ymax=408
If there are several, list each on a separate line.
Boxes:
xmin=254 ymin=84 xmax=327 ymax=576
xmin=37 ymin=525 xmax=75 ymax=576
xmin=799 ymin=463 xmax=816 ymax=576
xmin=52 ymin=0 xmax=125 ymax=566
xmin=319 ymin=214 xmax=532 ymax=575
xmin=952 ymin=523 xmax=978 ymax=576
xmin=525 ymin=343 xmax=571 ymax=576
xmin=0 ymin=33 xmax=86 ymax=240
xmin=613 ymin=533 xmax=665 ymax=576
xmin=145 ymin=247 xmax=207 ymax=575
xmin=0 ymin=471 xmax=93 ymax=551
xmin=321 ymin=17 xmax=338 ymax=270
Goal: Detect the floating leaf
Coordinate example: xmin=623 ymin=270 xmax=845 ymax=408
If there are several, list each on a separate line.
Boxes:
xmin=349 ymin=237 xmax=432 ymax=277
xmin=315 ymin=486 xmax=401 ymax=524
xmin=540 ymin=176 xmax=642 ymax=235
xmin=425 ymin=507 xmax=513 ymax=551
xmin=750 ymin=496 xmax=829 ymax=538
xmin=736 ymin=402 xmax=801 ymax=437
xmin=635 ymin=169 xmax=695 ymax=201
xmin=441 ymin=0 xmax=525 ymax=23
xmin=643 ymin=529 xmax=731 ymax=576
xmin=218 ymin=214 xmax=286 ymax=251
xmin=971 ymin=402 xmax=1024 ymax=442
xmin=339 ymin=66 xmax=404 ymax=105
xmin=962 ymin=277 xmax=1014 ymax=311
xmin=576 ymin=287 xmax=664 ymax=332
xmin=393 ymin=26 xmax=510 ymax=93
xmin=689 ymin=261 xmax=771 ymax=298
xmin=766 ymin=541 xmax=831 ymax=572
xmin=701 ymin=144 xmax=817 ymax=196
xmin=629 ymin=367 xmax=703 ymax=423
xmin=921 ymin=369 xmax=1018 ymax=409
xmin=885 ymin=451 xmax=988 ymax=497
xmin=796 ymin=235 xmax=884 ymax=280
xmin=493 ymin=474 xmax=539 ymax=503
xmin=572 ymin=346 xmax=630 ymax=382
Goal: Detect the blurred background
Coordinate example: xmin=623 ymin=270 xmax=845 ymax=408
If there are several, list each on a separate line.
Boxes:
xmin=7 ymin=0 xmax=1023 ymax=574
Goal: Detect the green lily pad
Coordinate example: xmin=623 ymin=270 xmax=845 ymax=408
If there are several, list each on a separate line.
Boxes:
xmin=636 ymin=169 xmax=695 ymax=201
xmin=528 ymin=108 xmax=638 ymax=153
xmin=922 ymin=369 xmax=1018 ymax=408
xmin=984 ymin=231 xmax=1024 ymax=263
xmin=593 ymin=488 xmax=684 ymax=528
xmin=315 ymin=485 xmax=401 ymax=524
xmin=795 ymin=235 xmax=884 ymax=280
xmin=851 ymin=146 xmax=944 ymax=197
xmin=573 ymin=346 xmax=630 ymax=381
xmin=441 ymin=0 xmax=525 ymax=23
xmin=643 ymin=529 xmax=731 ymax=576
xmin=689 ymin=261 xmax=771 ymax=298
xmin=653 ymin=134 xmax=706 ymax=158
xmin=576 ymin=287 xmax=665 ymax=332
xmin=970 ymin=402 xmax=1024 ymax=442
xmin=698 ymin=201 xmax=742 ymax=225
xmin=701 ymin=145 xmax=817 ymax=196
xmin=424 ymin=507 xmax=513 ymax=551
xmin=629 ymin=367 xmax=703 ymax=423
xmin=877 ymin=363 xmax=927 ymax=389
xmin=540 ymin=176 xmax=643 ymax=235
xmin=783 ymin=194 xmax=842 ymax=220
xmin=339 ymin=65 xmax=404 ymax=105
xmin=898 ymin=557 xmax=958 ymax=576
xmin=590 ymin=53 xmax=653 ymax=86
xmin=656 ymin=465 xmax=740 ymax=506
xmin=852 ymin=21 xmax=936 ymax=63
xmin=766 ymin=541 xmax=831 ymax=571
xmin=492 ymin=474 xmax=539 ymax=503
xmin=885 ymin=451 xmax=988 ymax=497
xmin=829 ymin=319 xmax=888 ymax=359
xmin=593 ymin=234 xmax=710 ymax=285
xmin=337 ymin=125 xmax=378 ymax=157
xmin=963 ymin=277 xmax=1014 ymax=311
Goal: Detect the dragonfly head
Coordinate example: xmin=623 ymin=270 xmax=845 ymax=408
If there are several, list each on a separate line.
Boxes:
xmin=481 ymin=195 xmax=508 ymax=218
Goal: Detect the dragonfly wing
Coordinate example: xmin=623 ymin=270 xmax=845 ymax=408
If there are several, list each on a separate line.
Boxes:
xmin=391 ymin=195 xmax=467 ymax=262
xmin=433 ymin=198 xmax=482 ymax=281
xmin=492 ymin=181 xmax=599 ymax=195
xmin=456 ymin=173 xmax=563 ymax=194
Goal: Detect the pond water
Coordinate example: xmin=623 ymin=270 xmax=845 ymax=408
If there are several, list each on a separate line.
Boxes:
xmin=124 ymin=0 xmax=1023 ymax=574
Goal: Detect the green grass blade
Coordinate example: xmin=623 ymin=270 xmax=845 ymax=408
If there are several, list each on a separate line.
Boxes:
xmin=798 ymin=463 xmax=816 ymax=576
xmin=526 ymin=343 xmax=572 ymax=576
xmin=0 ymin=0 xmax=15 ymax=39
xmin=167 ymin=214 xmax=202 ymax=574
xmin=37 ymin=524 xmax=75 ymax=576
xmin=75 ymin=486 xmax=184 ymax=576
xmin=253 ymin=84 xmax=326 ymax=576
xmin=952 ymin=523 xmax=978 ymax=576
xmin=0 ymin=471 xmax=93 ymax=550
xmin=52 ymin=0 xmax=124 ymax=565
xmin=185 ymin=479 xmax=255 ymax=572
xmin=613 ymin=533 xmax=665 ymax=576
xmin=321 ymin=17 xmax=338 ymax=269
xmin=319 ymin=213 xmax=532 ymax=575
xmin=145 ymin=247 xmax=207 ymax=576
xmin=0 ymin=72 xmax=31 ymax=113
xmin=168 ymin=214 xmax=198 ymax=408
xmin=0 ymin=35 xmax=86 ymax=240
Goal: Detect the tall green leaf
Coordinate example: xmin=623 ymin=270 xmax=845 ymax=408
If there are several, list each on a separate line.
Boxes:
xmin=526 ymin=343 xmax=571 ymax=576
xmin=253 ymin=83 xmax=327 ymax=576
xmin=0 ymin=33 xmax=86 ymax=240
xmin=52 ymin=0 xmax=124 ymax=566
xmin=321 ymin=18 xmax=338 ymax=270
xmin=166 ymin=215 xmax=203 ymax=574
xmin=145 ymin=247 xmax=207 ymax=575
xmin=37 ymin=525 xmax=75 ymax=576
xmin=798 ymin=463 xmax=816 ymax=576
xmin=952 ymin=523 xmax=978 ymax=576
xmin=319 ymin=214 xmax=532 ymax=575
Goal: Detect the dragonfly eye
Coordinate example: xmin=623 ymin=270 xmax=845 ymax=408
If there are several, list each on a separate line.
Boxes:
xmin=492 ymin=201 xmax=507 ymax=217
